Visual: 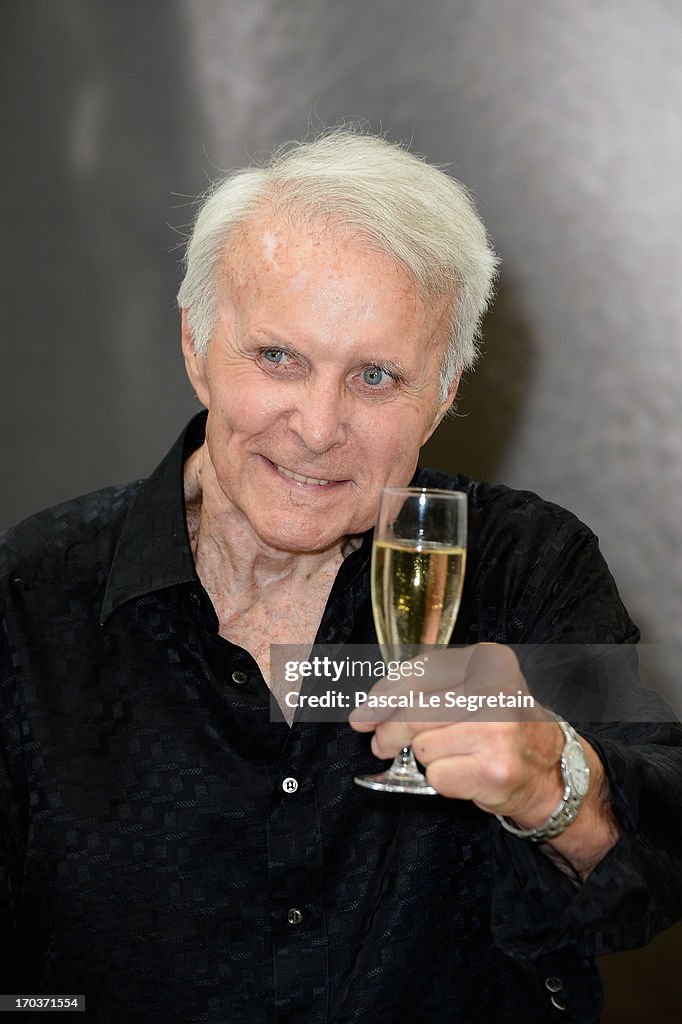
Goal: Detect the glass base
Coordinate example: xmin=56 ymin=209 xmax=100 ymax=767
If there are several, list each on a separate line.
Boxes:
xmin=354 ymin=747 xmax=438 ymax=796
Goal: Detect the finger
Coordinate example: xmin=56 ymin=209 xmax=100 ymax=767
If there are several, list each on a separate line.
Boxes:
xmin=348 ymin=646 xmax=477 ymax=730
xmin=424 ymin=754 xmax=489 ymax=801
xmin=424 ymin=737 xmax=528 ymax=804
xmin=411 ymin=720 xmax=490 ymax=765
xmin=370 ymin=717 xmax=451 ymax=759
xmin=463 ymin=643 xmax=524 ymax=696
xmin=421 ymin=721 xmax=564 ymax=809
xmin=413 ymin=717 xmax=559 ymax=769
xmin=349 ymin=691 xmax=471 ymax=731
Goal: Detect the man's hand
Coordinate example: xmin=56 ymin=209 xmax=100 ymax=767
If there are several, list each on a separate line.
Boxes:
xmin=349 ymin=644 xmax=621 ymax=878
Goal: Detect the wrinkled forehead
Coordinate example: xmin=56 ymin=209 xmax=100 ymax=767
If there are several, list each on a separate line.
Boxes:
xmin=209 ymin=207 xmax=455 ymax=380
xmin=220 ymin=205 xmax=421 ymax=298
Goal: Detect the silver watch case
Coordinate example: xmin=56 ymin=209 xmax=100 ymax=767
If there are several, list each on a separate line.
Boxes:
xmin=496 ymin=716 xmax=590 ymax=842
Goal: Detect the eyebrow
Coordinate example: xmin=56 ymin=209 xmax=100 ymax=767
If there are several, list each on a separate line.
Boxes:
xmin=251 ymin=330 xmax=294 ymax=350
xmin=369 ymin=359 xmax=409 ymax=382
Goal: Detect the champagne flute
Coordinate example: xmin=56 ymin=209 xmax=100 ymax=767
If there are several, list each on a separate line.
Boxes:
xmin=354 ymin=487 xmax=467 ymax=795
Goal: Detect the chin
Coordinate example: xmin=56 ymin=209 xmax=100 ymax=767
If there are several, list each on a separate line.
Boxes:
xmin=256 ymin=518 xmax=341 ymax=554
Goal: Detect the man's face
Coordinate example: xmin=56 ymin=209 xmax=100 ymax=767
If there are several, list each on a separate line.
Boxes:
xmin=182 ymin=211 xmax=457 ymax=553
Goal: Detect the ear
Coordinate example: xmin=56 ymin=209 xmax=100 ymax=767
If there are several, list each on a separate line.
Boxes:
xmin=420 ymin=374 xmax=461 ymax=446
xmin=181 ymin=309 xmax=210 ymax=408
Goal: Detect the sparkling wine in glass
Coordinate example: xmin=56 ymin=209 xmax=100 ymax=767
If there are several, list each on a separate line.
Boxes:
xmin=354 ymin=487 xmax=467 ymax=795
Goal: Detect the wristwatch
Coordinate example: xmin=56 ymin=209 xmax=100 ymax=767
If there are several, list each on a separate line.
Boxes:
xmin=496 ymin=715 xmax=590 ymax=842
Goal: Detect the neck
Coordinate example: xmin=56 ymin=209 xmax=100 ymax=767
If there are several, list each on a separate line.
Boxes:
xmin=183 ymin=445 xmax=348 ymax=608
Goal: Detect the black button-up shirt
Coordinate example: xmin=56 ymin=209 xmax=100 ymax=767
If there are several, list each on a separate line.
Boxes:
xmin=2 ymin=414 xmax=681 ymax=1023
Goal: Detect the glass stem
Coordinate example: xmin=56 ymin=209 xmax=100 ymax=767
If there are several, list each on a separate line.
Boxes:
xmin=388 ymin=746 xmax=420 ymax=778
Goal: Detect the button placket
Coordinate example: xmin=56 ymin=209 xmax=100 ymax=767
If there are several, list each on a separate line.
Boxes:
xmin=268 ymin=737 xmax=326 ymax=1018
xmin=543 ymin=975 xmax=566 ymax=1011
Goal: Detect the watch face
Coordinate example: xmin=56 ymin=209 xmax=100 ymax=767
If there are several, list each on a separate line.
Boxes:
xmin=566 ymin=742 xmax=590 ymax=797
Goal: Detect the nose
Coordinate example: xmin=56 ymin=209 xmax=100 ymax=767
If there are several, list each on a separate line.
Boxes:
xmin=286 ymin=380 xmax=348 ymax=454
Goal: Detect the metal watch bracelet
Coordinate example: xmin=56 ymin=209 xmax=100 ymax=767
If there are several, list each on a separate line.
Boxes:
xmin=495 ymin=716 xmax=590 ymax=843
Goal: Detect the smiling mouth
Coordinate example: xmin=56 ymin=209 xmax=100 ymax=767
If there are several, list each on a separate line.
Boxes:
xmin=273 ymin=462 xmax=336 ymax=486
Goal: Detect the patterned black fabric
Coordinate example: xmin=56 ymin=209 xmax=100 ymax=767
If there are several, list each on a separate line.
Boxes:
xmin=1 ymin=413 xmax=681 ymax=1023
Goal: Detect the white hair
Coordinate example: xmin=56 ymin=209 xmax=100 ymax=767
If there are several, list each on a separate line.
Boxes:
xmin=177 ymin=129 xmax=499 ymax=400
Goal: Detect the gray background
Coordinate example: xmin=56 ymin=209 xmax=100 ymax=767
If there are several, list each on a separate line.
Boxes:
xmin=1 ymin=1 xmax=680 ymax=1018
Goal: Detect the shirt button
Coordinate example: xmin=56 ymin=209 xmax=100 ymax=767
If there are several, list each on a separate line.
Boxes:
xmin=189 ymin=591 xmax=201 ymax=607
xmin=282 ymin=777 xmax=299 ymax=794
xmin=545 ymin=977 xmax=563 ymax=993
xmin=287 ymin=908 xmax=303 ymax=925
xmin=231 ymin=671 xmax=248 ymax=685
xmin=550 ymin=995 xmax=567 ymax=1011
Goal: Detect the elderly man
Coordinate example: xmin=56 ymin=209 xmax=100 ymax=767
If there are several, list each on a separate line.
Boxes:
xmin=1 ymin=130 xmax=681 ymax=1023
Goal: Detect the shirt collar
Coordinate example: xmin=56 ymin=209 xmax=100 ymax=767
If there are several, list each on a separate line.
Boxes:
xmin=100 ymin=412 xmax=207 ymax=623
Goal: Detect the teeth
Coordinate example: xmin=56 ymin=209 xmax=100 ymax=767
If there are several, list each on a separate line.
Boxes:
xmin=277 ymin=464 xmax=331 ymax=486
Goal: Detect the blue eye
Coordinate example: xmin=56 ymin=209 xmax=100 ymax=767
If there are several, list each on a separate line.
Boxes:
xmin=263 ymin=348 xmax=288 ymax=364
xmin=362 ymin=365 xmax=392 ymax=386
